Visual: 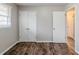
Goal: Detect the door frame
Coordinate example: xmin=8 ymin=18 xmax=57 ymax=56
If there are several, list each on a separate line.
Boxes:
xmin=65 ymin=6 xmax=76 ymax=50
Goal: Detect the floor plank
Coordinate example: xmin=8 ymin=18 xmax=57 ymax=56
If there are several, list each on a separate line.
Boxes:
xmin=4 ymin=42 xmax=77 ymax=55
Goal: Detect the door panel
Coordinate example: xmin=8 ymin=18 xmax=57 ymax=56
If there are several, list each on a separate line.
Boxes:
xmin=53 ymin=11 xmax=65 ymax=43
xmin=19 ymin=11 xmax=36 ymax=41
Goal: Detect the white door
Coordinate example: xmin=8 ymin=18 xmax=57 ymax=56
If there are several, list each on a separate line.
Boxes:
xmin=19 ymin=11 xmax=36 ymax=41
xmin=53 ymin=11 xmax=66 ymax=43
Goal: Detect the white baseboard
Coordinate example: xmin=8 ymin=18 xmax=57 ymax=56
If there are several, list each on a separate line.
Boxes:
xmin=36 ymin=41 xmax=53 ymax=42
xmin=19 ymin=40 xmax=54 ymax=43
xmin=19 ymin=40 xmax=66 ymax=43
xmin=0 ymin=41 xmax=19 ymax=55
xmin=53 ymin=41 xmax=66 ymax=43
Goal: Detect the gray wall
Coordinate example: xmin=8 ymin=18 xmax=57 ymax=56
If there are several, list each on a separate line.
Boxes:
xmin=0 ymin=4 xmax=18 ymax=53
xmin=19 ymin=5 xmax=65 ymax=42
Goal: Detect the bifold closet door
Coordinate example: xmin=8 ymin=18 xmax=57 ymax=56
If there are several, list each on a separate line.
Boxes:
xmin=19 ymin=11 xmax=36 ymax=41
xmin=53 ymin=11 xmax=66 ymax=43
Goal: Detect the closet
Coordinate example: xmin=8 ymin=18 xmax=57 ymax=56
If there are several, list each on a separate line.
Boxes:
xmin=19 ymin=11 xmax=37 ymax=41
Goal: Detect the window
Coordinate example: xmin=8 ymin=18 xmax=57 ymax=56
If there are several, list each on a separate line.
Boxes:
xmin=0 ymin=5 xmax=11 ymax=28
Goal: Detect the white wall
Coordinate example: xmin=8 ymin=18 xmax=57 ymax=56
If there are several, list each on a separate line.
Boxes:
xmin=19 ymin=5 xmax=65 ymax=42
xmin=65 ymin=3 xmax=79 ymax=53
xmin=75 ymin=4 xmax=79 ymax=54
xmin=0 ymin=4 xmax=18 ymax=53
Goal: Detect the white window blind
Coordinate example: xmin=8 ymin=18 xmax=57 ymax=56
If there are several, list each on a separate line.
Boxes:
xmin=0 ymin=5 xmax=11 ymax=28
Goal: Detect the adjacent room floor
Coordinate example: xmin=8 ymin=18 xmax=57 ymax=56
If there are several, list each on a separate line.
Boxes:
xmin=4 ymin=42 xmax=77 ymax=55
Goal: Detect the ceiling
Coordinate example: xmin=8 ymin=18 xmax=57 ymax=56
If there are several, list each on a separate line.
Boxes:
xmin=16 ymin=3 xmax=68 ymax=6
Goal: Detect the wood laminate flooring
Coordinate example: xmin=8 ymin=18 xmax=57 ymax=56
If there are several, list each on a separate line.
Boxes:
xmin=4 ymin=42 xmax=77 ymax=55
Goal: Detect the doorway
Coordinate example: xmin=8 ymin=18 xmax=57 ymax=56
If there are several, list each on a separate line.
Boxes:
xmin=66 ymin=7 xmax=75 ymax=51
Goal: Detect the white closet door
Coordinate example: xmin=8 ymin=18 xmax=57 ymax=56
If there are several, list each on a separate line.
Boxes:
xmin=53 ymin=11 xmax=66 ymax=43
xmin=19 ymin=11 xmax=36 ymax=41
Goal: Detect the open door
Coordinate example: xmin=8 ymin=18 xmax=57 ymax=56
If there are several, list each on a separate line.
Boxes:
xmin=66 ymin=7 xmax=75 ymax=52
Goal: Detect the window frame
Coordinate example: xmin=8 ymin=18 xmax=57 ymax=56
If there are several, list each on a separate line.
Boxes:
xmin=0 ymin=5 xmax=11 ymax=28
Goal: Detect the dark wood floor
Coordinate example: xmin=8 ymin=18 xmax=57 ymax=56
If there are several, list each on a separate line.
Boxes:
xmin=4 ymin=42 xmax=77 ymax=55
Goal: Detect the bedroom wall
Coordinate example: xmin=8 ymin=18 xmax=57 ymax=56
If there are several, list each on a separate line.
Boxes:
xmin=0 ymin=4 xmax=18 ymax=53
xmin=18 ymin=5 xmax=66 ymax=42
xmin=74 ymin=4 xmax=79 ymax=54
